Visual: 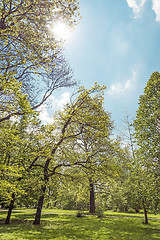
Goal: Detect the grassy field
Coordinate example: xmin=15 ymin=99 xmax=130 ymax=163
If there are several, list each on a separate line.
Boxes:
xmin=0 ymin=209 xmax=160 ymax=240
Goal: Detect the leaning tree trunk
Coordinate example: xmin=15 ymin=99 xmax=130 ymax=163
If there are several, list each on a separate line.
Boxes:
xmin=89 ymin=178 xmax=95 ymax=213
xmin=5 ymin=193 xmax=15 ymax=224
xmin=33 ymin=183 xmax=47 ymax=225
xmin=142 ymin=200 xmax=149 ymax=224
xmin=33 ymin=157 xmax=51 ymax=225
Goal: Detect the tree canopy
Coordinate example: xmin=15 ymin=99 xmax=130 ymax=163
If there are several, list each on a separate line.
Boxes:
xmin=0 ymin=0 xmax=80 ymax=122
xmin=133 ymin=71 xmax=160 ymax=169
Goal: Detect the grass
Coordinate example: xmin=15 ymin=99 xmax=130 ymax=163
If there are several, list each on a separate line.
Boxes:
xmin=0 ymin=209 xmax=160 ymax=239
xmin=104 ymin=211 xmax=160 ymax=220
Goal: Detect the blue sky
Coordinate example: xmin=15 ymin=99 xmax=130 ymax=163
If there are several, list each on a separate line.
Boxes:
xmin=40 ymin=0 xmax=160 ymax=133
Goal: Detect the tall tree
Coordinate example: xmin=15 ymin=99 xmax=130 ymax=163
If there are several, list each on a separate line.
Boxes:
xmin=69 ymin=126 xmax=114 ymax=214
xmin=133 ymin=71 xmax=160 ymax=223
xmin=133 ymin=71 xmax=160 ymax=166
xmin=33 ymin=83 xmax=109 ymax=224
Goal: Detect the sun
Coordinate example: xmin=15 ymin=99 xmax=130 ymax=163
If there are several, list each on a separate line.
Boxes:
xmin=53 ymin=22 xmax=70 ymax=41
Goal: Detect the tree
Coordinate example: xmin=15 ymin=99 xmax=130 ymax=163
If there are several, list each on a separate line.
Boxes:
xmin=129 ymin=163 xmax=158 ymax=224
xmin=33 ymin=83 xmax=111 ymax=224
xmin=70 ymin=128 xmax=114 ymax=214
xmin=133 ymin=71 xmax=160 ymax=167
xmin=60 ymin=90 xmax=114 ymax=213
xmin=0 ymin=111 xmax=51 ymax=223
xmin=0 ymin=0 xmax=80 ymax=122
xmin=133 ymin=71 xmax=160 ymax=223
xmin=0 ymin=0 xmax=82 ymax=224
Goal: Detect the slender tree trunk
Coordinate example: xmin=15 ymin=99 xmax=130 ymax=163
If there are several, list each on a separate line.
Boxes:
xmin=33 ymin=184 xmax=47 ymax=225
xmin=47 ymin=202 xmax=50 ymax=208
xmin=5 ymin=193 xmax=15 ymax=224
xmin=54 ymin=200 xmax=57 ymax=208
xmin=89 ymin=179 xmax=95 ymax=213
xmin=144 ymin=209 xmax=148 ymax=224
xmin=33 ymin=158 xmax=51 ymax=225
xmin=142 ymin=200 xmax=149 ymax=224
xmin=46 ymin=186 xmax=51 ymax=208
xmin=4 ymin=156 xmax=40 ymax=224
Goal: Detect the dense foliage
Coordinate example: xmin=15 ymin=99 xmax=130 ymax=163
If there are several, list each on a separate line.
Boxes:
xmin=0 ymin=0 xmax=159 ymax=226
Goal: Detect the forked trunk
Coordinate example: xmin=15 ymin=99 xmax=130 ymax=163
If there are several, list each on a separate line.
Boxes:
xmin=5 ymin=193 xmax=15 ymax=224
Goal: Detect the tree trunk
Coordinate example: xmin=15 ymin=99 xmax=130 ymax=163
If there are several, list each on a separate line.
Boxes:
xmin=89 ymin=179 xmax=95 ymax=213
xmin=144 ymin=209 xmax=148 ymax=224
xmin=125 ymin=205 xmax=128 ymax=212
xmin=33 ymin=157 xmax=51 ymax=225
xmin=33 ymin=184 xmax=47 ymax=225
xmin=142 ymin=200 xmax=149 ymax=224
xmin=5 ymin=193 xmax=15 ymax=224
xmin=135 ymin=208 xmax=140 ymax=213
xmin=47 ymin=202 xmax=50 ymax=208
xmin=54 ymin=200 xmax=57 ymax=208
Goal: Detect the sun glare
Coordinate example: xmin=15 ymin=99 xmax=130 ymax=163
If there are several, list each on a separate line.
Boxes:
xmin=53 ymin=22 xmax=70 ymax=41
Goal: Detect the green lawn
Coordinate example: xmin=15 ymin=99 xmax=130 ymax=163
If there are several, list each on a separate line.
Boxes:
xmin=0 ymin=210 xmax=160 ymax=240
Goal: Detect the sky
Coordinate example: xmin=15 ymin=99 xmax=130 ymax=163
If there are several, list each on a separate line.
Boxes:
xmin=40 ymin=0 xmax=160 ymax=134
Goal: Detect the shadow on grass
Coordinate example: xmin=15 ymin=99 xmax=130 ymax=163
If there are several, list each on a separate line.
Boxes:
xmin=0 ymin=212 xmax=160 ymax=240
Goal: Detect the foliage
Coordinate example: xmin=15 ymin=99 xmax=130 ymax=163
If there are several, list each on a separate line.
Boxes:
xmin=76 ymin=210 xmax=84 ymax=217
xmin=133 ymin=72 xmax=160 ymax=219
xmin=0 ymin=111 xmax=43 ymax=207
xmin=0 ymin=0 xmax=80 ymax=74
xmin=133 ymin=71 xmax=160 ymax=165
xmin=0 ymin=0 xmax=79 ymax=121
xmin=33 ymin=83 xmax=113 ymax=224
xmin=0 ymin=74 xmax=34 ymax=122
xmin=56 ymin=173 xmax=90 ymax=210
xmin=96 ymin=207 xmax=104 ymax=218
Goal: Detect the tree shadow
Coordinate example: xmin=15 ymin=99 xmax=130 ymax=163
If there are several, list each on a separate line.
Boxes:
xmin=0 ymin=213 xmax=159 ymax=239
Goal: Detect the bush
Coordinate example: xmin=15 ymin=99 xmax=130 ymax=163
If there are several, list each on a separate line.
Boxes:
xmin=96 ymin=208 xmax=104 ymax=218
xmin=76 ymin=210 xmax=83 ymax=217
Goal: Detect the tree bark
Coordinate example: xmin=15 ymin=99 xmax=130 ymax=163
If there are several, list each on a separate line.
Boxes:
xmin=125 ymin=205 xmax=128 ymax=212
xmin=33 ymin=157 xmax=51 ymax=225
xmin=89 ymin=179 xmax=95 ymax=213
xmin=33 ymin=184 xmax=47 ymax=225
xmin=142 ymin=200 xmax=149 ymax=224
xmin=5 ymin=193 xmax=15 ymax=224
xmin=144 ymin=209 xmax=148 ymax=224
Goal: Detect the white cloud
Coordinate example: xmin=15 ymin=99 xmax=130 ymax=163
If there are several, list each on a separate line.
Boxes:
xmin=38 ymin=92 xmax=70 ymax=124
xmin=108 ymin=71 xmax=137 ymax=95
xmin=38 ymin=104 xmax=55 ymax=124
xmin=126 ymin=0 xmax=147 ymax=17
xmin=126 ymin=0 xmax=160 ymax=22
xmin=108 ymin=81 xmax=131 ymax=95
xmin=152 ymin=0 xmax=160 ymax=22
xmin=51 ymin=92 xmax=70 ymax=110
